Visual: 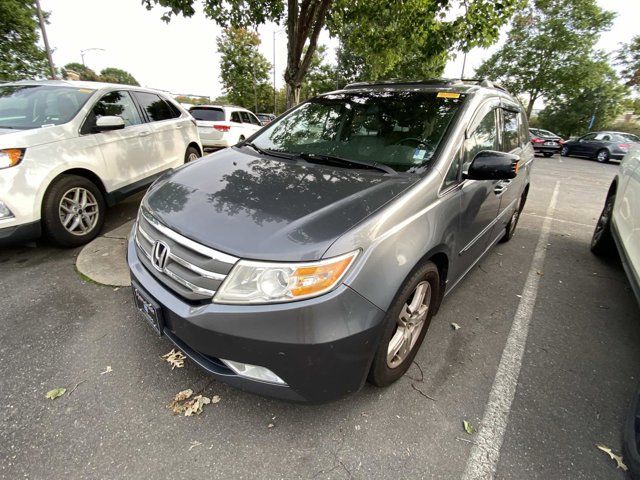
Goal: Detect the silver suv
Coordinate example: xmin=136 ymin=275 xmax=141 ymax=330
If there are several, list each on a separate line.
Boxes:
xmin=128 ymin=79 xmax=533 ymax=403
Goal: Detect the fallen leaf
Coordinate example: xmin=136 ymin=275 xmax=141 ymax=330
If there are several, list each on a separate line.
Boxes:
xmin=463 ymin=420 xmax=475 ymax=435
xmin=536 ymin=271 xmax=544 ymax=276
xmin=355 ymin=425 xmax=361 ymax=431
xmin=45 ymin=387 xmax=66 ymax=400
xmin=267 ymin=423 xmax=275 ymax=428
xmin=168 ymin=389 xmax=194 ymax=414
xmin=596 ymin=444 xmax=628 ymax=471
xmin=184 ymin=395 xmax=210 ymax=416
xmin=100 ymin=366 xmax=113 ymax=375
xmin=162 ymin=349 xmax=186 ymax=369
xmin=188 ymin=440 xmax=202 ymax=451
xmin=451 ymin=322 xmax=461 ymax=330
xmin=211 ymin=395 xmax=221 ymax=404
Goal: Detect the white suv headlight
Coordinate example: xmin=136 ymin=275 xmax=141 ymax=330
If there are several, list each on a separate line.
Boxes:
xmin=214 ymin=251 xmax=359 ymax=304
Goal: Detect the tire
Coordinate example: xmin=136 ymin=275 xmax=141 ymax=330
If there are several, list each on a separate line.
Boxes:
xmin=591 ymin=192 xmax=616 ymax=257
xmin=596 ymin=149 xmax=610 ymax=163
xmin=42 ymin=175 xmax=106 ymax=248
xmin=561 ymin=145 xmax=569 ymax=157
xmin=184 ymin=145 xmax=200 ymax=163
xmin=543 ymin=152 xmax=553 ymax=157
xmin=368 ymin=261 xmax=440 ymax=387
xmin=500 ymin=192 xmax=526 ymax=243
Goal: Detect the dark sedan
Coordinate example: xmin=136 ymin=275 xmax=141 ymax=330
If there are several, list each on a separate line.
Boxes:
xmin=530 ymin=128 xmax=564 ymax=157
xmin=561 ymin=131 xmax=640 ymax=163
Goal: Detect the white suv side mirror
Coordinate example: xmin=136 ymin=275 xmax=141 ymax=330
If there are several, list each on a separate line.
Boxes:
xmin=95 ymin=115 xmax=125 ymax=132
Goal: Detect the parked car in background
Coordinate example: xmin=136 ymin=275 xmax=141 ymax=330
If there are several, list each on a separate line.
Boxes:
xmin=256 ymin=113 xmax=276 ymax=125
xmin=0 ymin=80 xmax=202 ymax=247
xmin=529 ymin=127 xmax=564 ymax=157
xmin=561 ymin=131 xmax=640 ymax=163
xmin=128 ymin=79 xmax=533 ymax=403
xmin=189 ymin=105 xmax=263 ymax=150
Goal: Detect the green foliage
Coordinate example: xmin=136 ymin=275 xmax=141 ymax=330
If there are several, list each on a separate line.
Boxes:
xmin=537 ymin=56 xmax=627 ymax=137
xmin=0 ymin=0 xmax=49 ymax=80
xmin=99 ymin=67 xmax=139 ymax=86
xmin=329 ymin=0 xmax=523 ymax=82
xmin=605 ymin=121 xmax=640 ymax=138
xmin=61 ymin=63 xmax=100 ymax=81
xmin=617 ymin=35 xmax=640 ymax=89
xmin=217 ymin=27 xmax=272 ymax=112
xmin=62 ymin=63 xmax=140 ymax=86
xmin=300 ymin=46 xmax=337 ymax=101
xmin=475 ymin=0 xmax=615 ymax=117
xmin=175 ymin=95 xmax=210 ymax=105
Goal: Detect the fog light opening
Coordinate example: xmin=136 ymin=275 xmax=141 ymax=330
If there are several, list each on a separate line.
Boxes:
xmin=221 ymin=359 xmax=287 ymax=385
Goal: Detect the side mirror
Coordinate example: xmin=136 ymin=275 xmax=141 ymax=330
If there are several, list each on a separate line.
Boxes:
xmin=465 ymin=150 xmax=520 ymax=181
xmin=95 ymin=115 xmax=125 ymax=132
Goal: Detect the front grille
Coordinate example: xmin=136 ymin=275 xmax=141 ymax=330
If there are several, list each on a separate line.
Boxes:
xmin=134 ymin=208 xmax=238 ymax=302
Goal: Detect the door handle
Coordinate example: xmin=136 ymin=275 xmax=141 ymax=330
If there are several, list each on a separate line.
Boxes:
xmin=494 ymin=179 xmax=512 ymax=196
xmin=138 ymin=131 xmax=151 ymax=137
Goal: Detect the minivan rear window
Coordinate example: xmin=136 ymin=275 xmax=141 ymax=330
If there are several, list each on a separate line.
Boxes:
xmin=190 ymin=107 xmax=225 ymax=122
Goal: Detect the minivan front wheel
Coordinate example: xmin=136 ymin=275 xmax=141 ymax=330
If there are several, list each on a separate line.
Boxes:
xmin=368 ymin=261 xmax=440 ymax=386
xmin=42 ymin=175 xmax=105 ymax=247
xmin=185 ymin=146 xmax=200 ymax=163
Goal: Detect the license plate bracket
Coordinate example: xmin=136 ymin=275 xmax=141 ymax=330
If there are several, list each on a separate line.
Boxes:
xmin=133 ymin=285 xmax=164 ymax=336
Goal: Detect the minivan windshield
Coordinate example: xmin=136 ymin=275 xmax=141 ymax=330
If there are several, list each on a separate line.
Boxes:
xmin=0 ymin=85 xmax=95 ymax=130
xmin=250 ymin=91 xmax=464 ymax=172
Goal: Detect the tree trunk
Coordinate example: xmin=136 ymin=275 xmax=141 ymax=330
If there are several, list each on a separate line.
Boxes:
xmin=284 ymin=0 xmax=332 ymax=109
xmin=526 ymin=91 xmax=538 ymax=119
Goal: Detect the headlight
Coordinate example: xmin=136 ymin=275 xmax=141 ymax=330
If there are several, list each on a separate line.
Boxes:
xmin=0 ymin=148 xmax=25 ymax=169
xmin=214 ymin=250 xmax=359 ymax=304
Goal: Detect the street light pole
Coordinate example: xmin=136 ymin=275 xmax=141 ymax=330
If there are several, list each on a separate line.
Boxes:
xmin=35 ymin=0 xmax=56 ymax=79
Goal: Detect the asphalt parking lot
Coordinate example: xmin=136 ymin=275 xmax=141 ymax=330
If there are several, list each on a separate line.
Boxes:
xmin=1 ymin=155 xmax=638 ymax=480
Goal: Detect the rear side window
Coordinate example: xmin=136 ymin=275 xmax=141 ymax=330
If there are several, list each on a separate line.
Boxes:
xmin=502 ymin=110 xmax=520 ymax=152
xmin=465 ymin=109 xmax=498 ymax=171
xmin=231 ymin=111 xmax=242 ymax=123
xmin=133 ymin=92 xmax=173 ymax=122
xmin=240 ymin=111 xmax=252 ymax=123
xmin=248 ymin=113 xmax=262 ymax=126
xmin=190 ymin=107 xmax=225 ymax=122
xmin=519 ymin=113 xmax=529 ymax=146
xmin=164 ymin=99 xmax=182 ymax=118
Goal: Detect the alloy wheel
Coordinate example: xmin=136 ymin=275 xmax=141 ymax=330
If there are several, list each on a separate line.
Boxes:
xmin=592 ymin=196 xmax=613 ymax=246
xmin=58 ymin=187 xmax=99 ymax=236
xmin=187 ymin=152 xmax=199 ymax=162
xmin=597 ymin=150 xmax=609 ymax=163
xmin=387 ymin=281 xmax=431 ymax=368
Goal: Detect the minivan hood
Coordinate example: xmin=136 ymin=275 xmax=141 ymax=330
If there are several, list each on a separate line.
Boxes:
xmin=145 ymin=148 xmax=418 ymax=261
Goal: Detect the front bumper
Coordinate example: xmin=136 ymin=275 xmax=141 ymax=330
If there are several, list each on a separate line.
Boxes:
xmin=0 ymin=220 xmax=41 ymax=246
xmin=127 ymin=237 xmax=387 ymax=403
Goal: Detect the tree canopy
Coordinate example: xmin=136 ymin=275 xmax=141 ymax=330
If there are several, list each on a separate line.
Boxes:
xmin=0 ymin=0 xmax=49 ymax=81
xmin=142 ymin=0 xmax=522 ymax=107
xmin=99 ymin=67 xmax=140 ymax=86
xmin=217 ymin=27 xmax=272 ymax=112
xmin=617 ymin=35 xmax=640 ymax=89
xmin=475 ymin=0 xmax=615 ymax=117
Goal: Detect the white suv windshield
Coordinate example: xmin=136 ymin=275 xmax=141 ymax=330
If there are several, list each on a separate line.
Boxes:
xmin=0 ymin=85 xmax=95 ymax=130
xmin=251 ymin=91 xmax=464 ymax=172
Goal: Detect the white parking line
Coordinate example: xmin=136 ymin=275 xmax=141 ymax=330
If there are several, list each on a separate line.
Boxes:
xmin=461 ymin=181 xmax=561 ymax=480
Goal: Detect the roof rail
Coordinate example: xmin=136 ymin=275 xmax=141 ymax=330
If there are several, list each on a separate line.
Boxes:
xmin=344 ymin=78 xmax=457 ymax=89
xmin=459 ymin=78 xmax=509 ymax=93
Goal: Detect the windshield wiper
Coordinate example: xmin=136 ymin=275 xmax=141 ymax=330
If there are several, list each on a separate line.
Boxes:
xmin=243 ymin=142 xmax=297 ymax=161
xmin=297 ymin=152 xmax=396 ymax=174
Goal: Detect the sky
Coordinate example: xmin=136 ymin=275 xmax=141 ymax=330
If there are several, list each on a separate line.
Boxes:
xmin=40 ymin=0 xmax=639 ymax=101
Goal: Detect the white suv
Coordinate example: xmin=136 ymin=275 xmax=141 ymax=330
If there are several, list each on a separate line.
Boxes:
xmin=592 ymin=145 xmax=640 ymax=305
xmin=0 ymin=80 xmax=202 ymax=247
xmin=189 ymin=105 xmax=263 ymax=149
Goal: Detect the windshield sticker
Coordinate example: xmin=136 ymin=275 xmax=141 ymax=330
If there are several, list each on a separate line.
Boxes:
xmin=413 ymin=149 xmax=427 ymax=161
xmin=437 ymin=92 xmax=460 ymax=99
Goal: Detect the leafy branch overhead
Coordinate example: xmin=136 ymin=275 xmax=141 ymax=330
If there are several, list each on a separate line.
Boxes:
xmin=142 ymin=0 xmax=522 ymax=107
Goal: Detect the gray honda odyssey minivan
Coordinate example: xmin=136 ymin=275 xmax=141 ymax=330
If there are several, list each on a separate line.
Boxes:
xmin=128 ymin=79 xmax=533 ymax=403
